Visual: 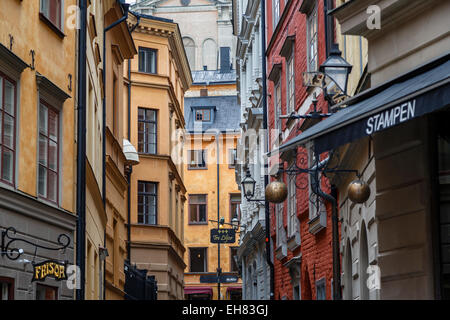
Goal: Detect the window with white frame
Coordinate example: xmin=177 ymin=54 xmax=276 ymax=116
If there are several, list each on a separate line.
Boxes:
xmin=308 ymin=145 xmax=325 ymax=220
xmin=273 ymin=0 xmax=281 ymax=28
xmin=276 ymin=202 xmax=285 ymax=248
xmin=286 ymin=52 xmax=295 ymax=114
xmin=307 ymin=3 xmax=318 ymax=71
xmin=287 ymin=170 xmax=297 ymax=237
xmin=274 ymin=79 xmax=282 ymax=132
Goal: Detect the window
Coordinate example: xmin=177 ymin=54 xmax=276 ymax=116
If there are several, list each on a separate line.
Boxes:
xmin=139 ymin=47 xmax=157 ymax=74
xmin=293 ymin=283 xmax=301 ymax=300
xmin=230 ymin=247 xmax=239 ymax=273
xmin=190 ymin=248 xmax=207 ymax=272
xmin=40 ymin=0 xmax=63 ymax=31
xmin=188 ymin=150 xmax=207 ymax=169
xmin=195 ymin=109 xmax=211 ymax=122
xmin=230 ymin=194 xmax=241 ymax=221
xmin=38 ymin=102 xmax=59 ymax=204
xmin=138 ymin=181 xmax=157 ymax=225
xmin=307 ymin=4 xmax=318 ymax=71
xmin=274 ymin=79 xmax=282 ymax=131
xmin=0 ymin=74 xmax=16 ymax=185
xmin=189 ymin=194 xmax=207 ymax=224
xmin=273 ymin=0 xmax=281 ymax=28
xmin=276 ymin=202 xmax=284 ymax=247
xmin=183 ymin=37 xmax=196 ymax=70
xmin=286 ymin=53 xmax=295 ymax=114
xmin=138 ymin=108 xmax=157 ymax=154
xmin=36 ymin=284 xmax=58 ymax=300
xmin=228 ymin=148 xmax=237 ymax=168
xmin=0 ymin=277 xmax=14 ymax=300
xmin=287 ymin=170 xmax=297 ymax=237
xmin=316 ymin=278 xmax=326 ymax=300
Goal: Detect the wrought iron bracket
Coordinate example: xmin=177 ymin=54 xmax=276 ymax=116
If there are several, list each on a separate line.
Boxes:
xmin=1 ymin=227 xmax=70 ymax=261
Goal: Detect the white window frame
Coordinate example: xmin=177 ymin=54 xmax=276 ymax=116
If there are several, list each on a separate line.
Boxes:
xmin=276 ymin=202 xmax=285 ymax=248
xmin=273 ymin=0 xmax=281 ymax=28
xmin=274 ymin=78 xmax=282 ymax=132
xmin=306 ymin=3 xmax=318 ymax=72
xmin=286 ymin=51 xmax=295 ymax=114
xmin=287 ymin=169 xmax=297 ymax=237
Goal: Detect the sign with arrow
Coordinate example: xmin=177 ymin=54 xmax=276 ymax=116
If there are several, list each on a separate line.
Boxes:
xmin=210 ymin=228 xmax=236 ymax=244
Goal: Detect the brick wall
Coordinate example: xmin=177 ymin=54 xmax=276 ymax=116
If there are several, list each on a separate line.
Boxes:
xmin=266 ymin=0 xmax=339 ymax=300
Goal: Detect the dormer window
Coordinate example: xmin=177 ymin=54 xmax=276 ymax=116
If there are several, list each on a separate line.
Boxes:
xmin=195 ymin=109 xmax=211 ymax=122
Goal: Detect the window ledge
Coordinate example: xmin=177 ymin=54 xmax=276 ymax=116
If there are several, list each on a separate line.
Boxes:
xmin=287 ymin=233 xmax=301 ymax=251
xmin=188 ymin=222 xmax=208 ymax=225
xmin=308 ymin=211 xmax=327 ymax=235
xmin=187 ymin=167 xmax=208 ymax=170
xmin=39 ymin=13 xmax=65 ymax=39
xmin=275 ymin=244 xmax=287 ymax=260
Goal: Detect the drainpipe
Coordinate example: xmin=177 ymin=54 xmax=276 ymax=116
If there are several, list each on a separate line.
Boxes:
xmin=76 ymin=0 xmax=87 ymax=301
xmin=217 ymin=131 xmax=221 ymax=300
xmin=321 ymin=0 xmax=341 ymax=300
xmin=313 ymin=158 xmax=341 ymax=300
xmin=127 ymin=15 xmax=140 ymax=263
xmin=260 ymin=0 xmax=275 ymax=300
xmin=102 ymin=2 xmax=130 ymax=300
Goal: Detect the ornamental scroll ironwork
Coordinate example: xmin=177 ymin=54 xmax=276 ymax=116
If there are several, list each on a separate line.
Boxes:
xmin=1 ymin=227 xmax=70 ymax=261
xmin=280 ymin=148 xmax=359 ymax=211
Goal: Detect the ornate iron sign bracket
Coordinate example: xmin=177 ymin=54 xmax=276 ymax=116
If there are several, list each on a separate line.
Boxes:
xmin=1 ymin=227 xmax=70 ymax=261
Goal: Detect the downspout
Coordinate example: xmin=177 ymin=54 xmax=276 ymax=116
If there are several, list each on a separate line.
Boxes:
xmin=127 ymin=15 xmax=140 ymax=263
xmin=76 ymin=0 xmax=87 ymax=301
xmin=313 ymin=156 xmax=341 ymax=300
xmin=217 ymin=132 xmax=221 ymax=300
xmin=260 ymin=0 xmax=275 ymax=300
xmin=321 ymin=0 xmax=341 ymax=300
xmin=102 ymin=2 xmax=130 ymax=300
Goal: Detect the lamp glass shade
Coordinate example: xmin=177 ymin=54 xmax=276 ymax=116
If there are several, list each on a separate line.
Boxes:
xmin=319 ymin=50 xmax=352 ymax=94
xmin=241 ymin=174 xmax=256 ymax=199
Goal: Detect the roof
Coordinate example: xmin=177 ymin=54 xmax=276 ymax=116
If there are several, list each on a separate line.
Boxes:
xmin=191 ymin=70 xmax=237 ymax=85
xmin=184 ymin=95 xmax=241 ymax=133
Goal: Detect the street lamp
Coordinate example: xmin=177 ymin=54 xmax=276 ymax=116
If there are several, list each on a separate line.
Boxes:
xmin=319 ymin=44 xmax=353 ymax=96
xmin=241 ymin=169 xmax=257 ymax=201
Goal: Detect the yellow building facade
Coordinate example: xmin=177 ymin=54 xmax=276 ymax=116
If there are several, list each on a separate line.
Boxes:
xmin=126 ymin=13 xmax=192 ymax=300
xmin=183 ymin=131 xmax=242 ymax=300
xmin=103 ymin=2 xmax=137 ymax=300
xmin=183 ymin=77 xmax=243 ymax=300
xmin=0 ymin=0 xmax=77 ymax=299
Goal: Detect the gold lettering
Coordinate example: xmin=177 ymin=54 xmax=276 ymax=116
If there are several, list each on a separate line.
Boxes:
xmin=35 ymin=266 xmax=41 ymax=280
xmin=60 ymin=265 xmax=66 ymax=279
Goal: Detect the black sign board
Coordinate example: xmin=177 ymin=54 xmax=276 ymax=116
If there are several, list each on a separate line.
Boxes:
xmin=210 ymin=228 xmax=235 ymax=244
xmin=200 ymin=275 xmax=239 ymax=283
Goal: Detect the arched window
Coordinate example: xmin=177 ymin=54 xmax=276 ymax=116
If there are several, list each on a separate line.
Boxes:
xmin=344 ymin=239 xmax=353 ymax=300
xmin=202 ymin=38 xmax=217 ymax=71
xmin=360 ymin=221 xmax=370 ymax=300
xmin=182 ymin=37 xmax=196 ymax=71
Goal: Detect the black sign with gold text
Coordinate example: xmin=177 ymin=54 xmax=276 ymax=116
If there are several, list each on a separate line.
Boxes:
xmin=32 ymin=260 xmax=68 ymax=282
xmin=210 ymin=228 xmax=236 ymax=244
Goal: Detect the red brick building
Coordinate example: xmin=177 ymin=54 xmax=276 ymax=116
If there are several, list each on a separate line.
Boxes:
xmin=265 ymin=0 xmax=338 ymax=300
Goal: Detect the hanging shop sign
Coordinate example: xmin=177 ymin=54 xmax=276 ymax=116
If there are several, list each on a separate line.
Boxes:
xmin=210 ymin=228 xmax=236 ymax=243
xmin=32 ymin=260 xmax=68 ymax=282
xmin=210 ymin=228 xmax=236 ymax=244
xmin=200 ymin=274 xmax=239 ymax=283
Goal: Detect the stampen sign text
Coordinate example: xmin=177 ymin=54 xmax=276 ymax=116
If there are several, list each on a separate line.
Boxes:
xmin=365 ymin=99 xmax=416 ymax=135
